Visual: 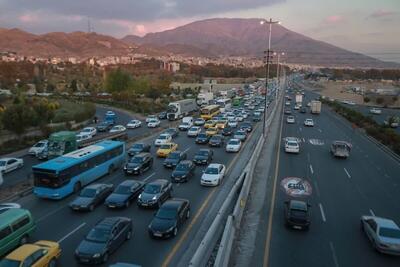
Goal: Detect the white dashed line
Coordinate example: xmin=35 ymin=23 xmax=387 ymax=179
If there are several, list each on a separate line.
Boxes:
xmin=309 ymin=164 xmax=314 ymax=175
xmin=143 ymin=172 xmax=156 ymax=182
xmin=344 ymin=168 xmax=351 ymax=179
xmin=58 ymin=223 xmax=86 ymax=243
xmin=313 ymin=180 xmax=321 ymax=197
xmin=183 ymin=147 xmax=191 ymax=154
xmin=369 ymin=209 xmax=375 ymax=216
xmin=299 ymin=127 xmax=303 ymax=132
xmin=302 ymin=138 xmax=305 ymax=142
xmin=329 ymin=241 xmax=340 ymax=267
xmin=319 ymin=203 xmax=326 ymax=222
xmin=318 ymin=129 xmax=322 ymax=133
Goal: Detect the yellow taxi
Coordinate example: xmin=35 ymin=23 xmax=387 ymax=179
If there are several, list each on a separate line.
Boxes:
xmin=1 ymin=240 xmax=61 ymax=267
xmin=206 ymin=127 xmax=219 ymax=136
xmin=157 ymin=142 xmax=178 ymax=157
xmin=204 ymin=120 xmax=216 ymax=129
xmin=215 ymin=120 xmax=228 ymax=129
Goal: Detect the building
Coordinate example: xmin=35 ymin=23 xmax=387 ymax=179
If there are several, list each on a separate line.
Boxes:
xmin=161 ymin=62 xmax=180 ymax=72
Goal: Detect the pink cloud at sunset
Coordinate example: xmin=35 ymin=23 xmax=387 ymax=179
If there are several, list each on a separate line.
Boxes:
xmin=368 ymin=9 xmax=397 ymax=19
xmin=325 ymin=15 xmax=344 ymax=24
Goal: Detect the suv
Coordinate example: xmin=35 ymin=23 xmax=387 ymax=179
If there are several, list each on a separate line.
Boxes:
xmin=284 ymin=200 xmax=311 ymax=230
xmin=137 ymin=179 xmax=173 ymax=208
xmin=127 ymin=143 xmax=151 ymax=157
xmin=193 ymin=149 xmax=213 ymax=165
xmin=124 ymin=153 xmax=153 ymax=175
xmin=96 ymin=121 xmax=113 ymax=132
xmin=163 ymin=151 xmax=187 ymax=168
xmin=75 ymin=217 xmax=132 ymax=264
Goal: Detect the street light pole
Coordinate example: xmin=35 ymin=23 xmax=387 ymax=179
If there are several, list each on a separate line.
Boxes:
xmin=260 ymin=18 xmax=280 ymax=137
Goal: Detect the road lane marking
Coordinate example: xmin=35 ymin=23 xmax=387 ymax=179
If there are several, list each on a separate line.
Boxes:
xmin=58 ymin=222 xmax=86 ymax=243
xmin=343 ymin=168 xmax=351 ymax=179
xmin=183 ymin=147 xmax=191 ymax=154
xmin=313 ymin=180 xmax=320 ymax=197
xmin=369 ymin=209 xmax=375 ymax=216
xmin=309 ymin=164 xmax=314 ymax=175
xmin=143 ymin=172 xmax=156 ymax=182
xmin=263 ymin=106 xmax=284 ymax=267
xmin=319 ymin=203 xmax=326 ymax=222
xmin=307 ymin=153 xmax=310 ymax=162
xmin=37 ymin=205 xmax=66 ymax=223
xmin=329 ymin=241 xmax=340 ymax=267
xmin=318 ymin=129 xmax=322 ymax=133
xmin=299 ymin=127 xmax=302 ymax=132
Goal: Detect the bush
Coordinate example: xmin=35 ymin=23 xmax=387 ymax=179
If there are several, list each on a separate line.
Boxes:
xmin=363 ymin=97 xmax=370 ymax=103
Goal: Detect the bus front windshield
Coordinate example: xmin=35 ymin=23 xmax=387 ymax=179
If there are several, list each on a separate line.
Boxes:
xmin=33 ymin=171 xmax=61 ymax=188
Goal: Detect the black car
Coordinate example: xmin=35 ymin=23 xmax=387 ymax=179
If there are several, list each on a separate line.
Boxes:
xmin=195 ymin=133 xmax=210 ymax=144
xmin=124 ymin=153 xmax=153 ymax=175
xmin=137 ymin=179 xmax=173 ymax=208
xmin=193 ymin=149 xmax=213 ymax=165
xmin=209 ymin=135 xmax=224 ymax=147
xmin=222 ymin=127 xmax=233 ymax=136
xmin=163 ymin=151 xmax=187 ymax=168
xmin=240 ymin=122 xmax=253 ymax=132
xmin=300 ymin=107 xmax=307 ymax=113
xmin=163 ymin=128 xmax=179 ymax=138
xmin=148 ymin=198 xmax=190 ymax=239
xmin=75 ymin=217 xmax=132 ymax=264
xmin=158 ymin=111 xmax=167 ymax=120
xmin=284 ymin=200 xmax=311 ymax=230
xmin=69 ymin=184 xmax=113 ymax=211
xmin=171 ymin=160 xmax=195 ymax=183
xmin=105 ymin=180 xmax=145 ymax=209
xmin=127 ymin=143 xmax=151 ymax=157
xmin=97 ymin=121 xmax=113 ymax=132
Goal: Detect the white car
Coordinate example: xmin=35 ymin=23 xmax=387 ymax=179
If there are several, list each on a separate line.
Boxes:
xmin=304 ymin=119 xmax=314 ymax=127
xmin=147 ymin=118 xmax=161 ymax=128
xmin=178 ymin=122 xmax=192 ymax=131
xmin=109 ymin=125 xmax=127 ymax=133
xmin=236 ymin=115 xmax=244 ymax=122
xmin=154 ymin=133 xmax=172 ymax=146
xmin=126 ymin=119 xmax=142 ymax=129
xmin=227 ymin=115 xmax=236 ymax=121
xmin=76 ymin=133 xmax=92 ymax=143
xmin=194 ymin=118 xmax=205 ymax=126
xmin=228 ymin=119 xmax=238 ymax=128
xmin=248 ymin=105 xmax=255 ymax=110
xmin=285 ymin=101 xmax=291 ymax=106
xmin=187 ymin=126 xmax=202 ymax=137
xmin=146 ymin=115 xmax=157 ymax=123
xmin=201 ymin=163 xmax=226 ymax=186
xmin=28 ymin=140 xmax=48 ymax=156
xmin=80 ymin=127 xmax=97 ymax=138
xmin=294 ymin=105 xmax=300 ymax=110
xmin=370 ymin=108 xmax=382 ymax=115
xmin=226 ymin=139 xmax=242 ymax=153
xmin=0 ymin=158 xmax=24 ymax=174
xmin=285 ymin=137 xmax=300 ymax=153
xmin=286 ymin=116 xmax=295 ymax=124
xmin=242 ymin=112 xmax=248 ymax=119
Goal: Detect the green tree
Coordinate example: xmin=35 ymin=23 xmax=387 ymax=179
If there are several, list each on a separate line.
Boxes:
xmin=70 ymin=79 xmax=78 ymax=92
xmin=105 ymin=68 xmax=132 ymax=93
xmin=376 ymin=97 xmax=384 ymax=105
xmin=2 ymin=104 xmax=34 ymax=136
xmin=363 ymin=97 xmax=370 ymax=103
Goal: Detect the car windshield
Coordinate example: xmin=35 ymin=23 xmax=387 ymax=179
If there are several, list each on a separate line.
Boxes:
xmin=156 ymin=208 xmax=177 ymax=220
xmin=160 ymin=144 xmax=172 ymax=149
xmin=34 ymin=142 xmax=46 ymax=147
xmin=168 ymin=153 xmax=180 ymax=159
xmin=132 ymin=144 xmax=143 ymax=150
xmin=82 ymin=128 xmax=91 ymax=133
xmin=159 ymin=135 xmax=168 ymax=140
xmin=115 ymin=185 xmax=131 ymax=195
xmin=205 ymin=167 xmax=219 ymax=175
xmin=80 ymin=188 xmax=97 ymax=198
xmin=290 ymin=209 xmax=307 ymax=218
xmin=235 ymin=132 xmax=244 ymax=136
xmin=130 ymin=157 xmax=143 ymax=163
xmin=149 ymin=119 xmax=157 ymax=123
xmin=379 ymin=227 xmax=400 ymax=238
xmin=189 ymin=127 xmax=198 ymax=131
xmin=197 ymin=150 xmax=209 ymax=156
xmin=0 ymin=259 xmax=21 ymax=267
xmin=129 ymin=120 xmax=138 ymax=124
xmin=176 ymin=163 xmax=189 ymax=171
xmin=287 ymin=141 xmax=298 ymax=146
xmin=144 ymin=184 xmax=161 ymax=194
xmin=198 ymin=134 xmax=207 ymax=138
xmin=229 ymin=140 xmax=239 ymax=145
xmin=86 ymin=227 xmax=110 ymax=243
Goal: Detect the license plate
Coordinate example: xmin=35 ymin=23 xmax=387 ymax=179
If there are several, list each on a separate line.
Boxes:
xmin=73 ymin=207 xmax=79 ymax=210
xmin=154 ymin=233 xmax=162 ymax=237
xmin=109 ymin=205 xmax=115 ymax=208
xmin=141 ymin=203 xmax=148 ymax=206
xmin=293 ymin=225 xmax=301 ymax=230
xmin=81 ymin=259 xmax=89 ymax=262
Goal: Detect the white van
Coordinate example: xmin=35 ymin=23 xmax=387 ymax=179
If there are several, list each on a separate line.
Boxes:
xmin=178 ymin=117 xmax=194 ymax=131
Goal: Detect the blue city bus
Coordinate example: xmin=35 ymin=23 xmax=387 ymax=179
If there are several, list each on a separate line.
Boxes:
xmin=33 ymin=140 xmax=125 ymax=200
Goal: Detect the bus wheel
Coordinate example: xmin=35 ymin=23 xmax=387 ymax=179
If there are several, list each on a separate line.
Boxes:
xmin=73 ymin=182 xmax=81 ymax=193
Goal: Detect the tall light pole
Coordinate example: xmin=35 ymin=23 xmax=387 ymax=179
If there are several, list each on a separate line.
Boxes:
xmin=274 ymin=52 xmax=285 ymax=92
xmin=260 ymin=18 xmax=280 ymax=137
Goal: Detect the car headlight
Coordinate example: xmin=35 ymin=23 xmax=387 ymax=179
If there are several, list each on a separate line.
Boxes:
xmin=124 ymin=166 xmax=127 ymax=170
xmin=138 ymin=194 xmax=142 ymax=199
xmin=167 ymin=226 xmax=175 ymax=232
xmin=134 ymin=167 xmax=139 ymax=170
xmin=93 ymin=253 xmax=101 ymax=258
xmin=152 ymin=196 xmax=157 ymax=200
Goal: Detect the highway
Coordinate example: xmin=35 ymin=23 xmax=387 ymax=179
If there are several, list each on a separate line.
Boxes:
xmin=1 ymin=106 xmax=169 ymax=188
xmin=6 ymin=104 xmax=264 ymax=266
xmin=261 ymin=90 xmax=400 ymax=267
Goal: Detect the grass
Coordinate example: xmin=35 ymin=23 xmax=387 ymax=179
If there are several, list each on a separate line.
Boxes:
xmin=53 ymin=100 xmax=96 ymax=123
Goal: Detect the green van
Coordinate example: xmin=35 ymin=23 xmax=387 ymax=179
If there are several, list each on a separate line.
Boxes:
xmin=0 ymin=208 xmax=36 ymax=257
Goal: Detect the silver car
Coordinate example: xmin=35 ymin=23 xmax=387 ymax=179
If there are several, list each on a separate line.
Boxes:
xmin=361 ymin=216 xmax=400 ymax=255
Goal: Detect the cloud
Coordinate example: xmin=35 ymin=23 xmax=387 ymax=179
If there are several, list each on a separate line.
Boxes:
xmin=325 ymin=15 xmax=344 ymax=24
xmin=368 ymin=10 xmax=397 ymax=19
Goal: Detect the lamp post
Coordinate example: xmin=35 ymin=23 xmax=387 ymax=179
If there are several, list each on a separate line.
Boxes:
xmin=274 ymin=52 xmax=285 ymax=92
xmin=260 ymin=18 xmax=280 ymax=137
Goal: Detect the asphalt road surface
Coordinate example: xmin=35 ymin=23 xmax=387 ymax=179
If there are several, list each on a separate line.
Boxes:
xmin=263 ymin=91 xmax=400 ymax=267
xmin=7 ymin=104 xmax=265 ymax=266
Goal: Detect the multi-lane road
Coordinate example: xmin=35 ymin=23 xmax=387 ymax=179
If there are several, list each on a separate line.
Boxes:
xmin=258 ymin=90 xmax=400 ymax=267
xmin=4 ymin=102 xmax=266 ymax=266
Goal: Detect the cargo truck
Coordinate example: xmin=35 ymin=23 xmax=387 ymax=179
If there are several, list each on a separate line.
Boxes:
xmin=311 ymin=100 xmax=322 ymax=114
xmin=197 ymin=92 xmax=214 ymax=106
xmin=295 ymin=94 xmax=303 ymax=104
xmin=167 ymin=99 xmax=197 ymax=120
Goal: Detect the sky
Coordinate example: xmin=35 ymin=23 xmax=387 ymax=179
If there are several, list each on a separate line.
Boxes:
xmin=0 ymin=0 xmax=399 ymax=62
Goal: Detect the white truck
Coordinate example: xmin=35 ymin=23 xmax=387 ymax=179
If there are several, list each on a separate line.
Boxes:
xmin=311 ymin=100 xmax=322 ymax=114
xmin=295 ymin=94 xmax=303 ymax=104
xmin=167 ymin=99 xmax=197 ymax=120
xmin=178 ymin=117 xmax=194 ymax=131
xmin=219 ymin=89 xmax=235 ymax=99
xmin=197 ymin=92 xmax=214 ymax=106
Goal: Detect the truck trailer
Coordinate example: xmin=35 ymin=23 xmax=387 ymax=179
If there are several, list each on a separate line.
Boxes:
xmin=167 ymin=99 xmax=197 ymax=120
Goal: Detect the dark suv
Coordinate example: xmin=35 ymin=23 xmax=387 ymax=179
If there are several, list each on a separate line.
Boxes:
xmin=209 ymin=135 xmax=224 ymax=147
xmin=127 ymin=143 xmax=151 ymax=157
xmin=284 ymin=200 xmax=311 ymax=230
xmin=163 ymin=151 xmax=187 ymax=168
xmin=240 ymin=122 xmax=253 ymax=132
xmin=171 ymin=160 xmax=195 ymax=183
xmin=193 ymin=149 xmax=213 ymax=165
xmin=195 ymin=133 xmax=210 ymax=144
xmin=75 ymin=217 xmax=132 ymax=264
xmin=97 ymin=121 xmax=113 ymax=132
xmin=137 ymin=179 xmax=173 ymax=208
xmin=124 ymin=152 xmax=153 ymax=175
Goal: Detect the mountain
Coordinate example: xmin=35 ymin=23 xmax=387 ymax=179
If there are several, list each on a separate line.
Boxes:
xmin=0 ymin=28 xmax=130 ymax=57
xmin=122 ymin=18 xmax=398 ymax=68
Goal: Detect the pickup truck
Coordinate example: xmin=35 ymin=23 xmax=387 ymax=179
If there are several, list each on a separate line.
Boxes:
xmin=330 ymin=141 xmax=352 ymax=158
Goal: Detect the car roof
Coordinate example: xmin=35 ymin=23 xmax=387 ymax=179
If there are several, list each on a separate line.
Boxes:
xmin=85 ymin=183 xmax=107 ymax=190
xmin=289 ymin=200 xmax=308 ymax=210
xmin=134 ymin=152 xmax=150 ymax=158
xmin=178 ymin=160 xmax=192 ymax=165
xmin=162 ymin=198 xmax=189 ymax=209
xmin=149 ymin=179 xmax=168 ymax=186
xmin=229 ymin=139 xmax=240 ymax=142
xmin=198 ymin=149 xmax=211 ymax=153
xmin=5 ymin=244 xmax=41 ymax=260
xmin=208 ymin=163 xmax=222 ymax=168
xmin=373 ymin=217 xmax=399 ymax=228
xmin=96 ymin=217 xmax=129 ymax=229
xmin=119 ymin=180 xmax=143 ymax=187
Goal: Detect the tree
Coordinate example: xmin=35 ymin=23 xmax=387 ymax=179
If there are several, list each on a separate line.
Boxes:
xmin=363 ymin=97 xmax=370 ymax=103
xmin=376 ymin=97 xmax=385 ymax=105
xmin=2 ymin=104 xmax=34 ymax=137
xmin=70 ymin=79 xmax=78 ymax=92
xmin=105 ymin=68 xmax=132 ymax=92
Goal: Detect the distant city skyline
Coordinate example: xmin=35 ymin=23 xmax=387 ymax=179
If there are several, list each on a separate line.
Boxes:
xmin=0 ymin=0 xmax=399 ymax=62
